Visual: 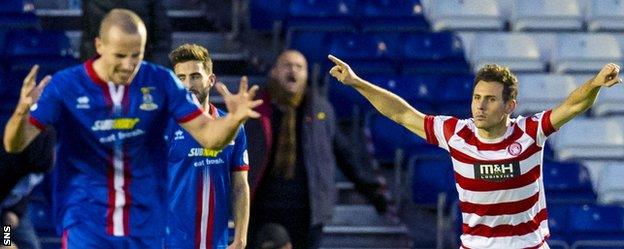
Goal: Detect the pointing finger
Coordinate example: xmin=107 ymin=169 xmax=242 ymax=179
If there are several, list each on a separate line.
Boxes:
xmin=328 ymin=54 xmax=347 ymax=67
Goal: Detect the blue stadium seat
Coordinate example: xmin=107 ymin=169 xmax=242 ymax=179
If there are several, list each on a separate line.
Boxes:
xmin=4 ymin=29 xmax=74 ymax=58
xmin=434 ymin=74 xmax=473 ymax=119
xmin=401 ymin=32 xmax=470 ymax=74
xmin=287 ymin=30 xmax=330 ymax=64
xmin=357 ymin=0 xmax=429 ymax=31
xmin=543 ymin=159 xmax=597 ymax=204
xmin=366 ymin=113 xmax=427 ymax=163
xmin=326 ymin=32 xmax=400 ymax=74
xmin=327 ymin=75 xmax=371 ymax=119
xmin=286 ymin=0 xmax=356 ymax=31
xmin=0 ymin=0 xmax=38 ymax=29
xmin=249 ymin=0 xmax=288 ymax=31
xmin=394 ymin=74 xmax=438 ymax=113
xmin=568 ymin=204 xmax=624 ymax=241
xmin=547 ymin=203 xmax=570 ymax=241
xmin=3 ymin=30 xmax=79 ymax=94
xmin=408 ymin=148 xmax=456 ymax=205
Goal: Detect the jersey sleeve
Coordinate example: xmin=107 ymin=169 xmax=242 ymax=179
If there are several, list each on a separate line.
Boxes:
xmin=163 ymin=70 xmax=203 ymax=123
xmin=530 ymin=110 xmax=557 ymax=147
xmin=230 ymin=125 xmax=249 ymax=172
xmin=29 ymin=75 xmax=63 ymax=130
xmin=423 ymin=115 xmax=459 ymax=152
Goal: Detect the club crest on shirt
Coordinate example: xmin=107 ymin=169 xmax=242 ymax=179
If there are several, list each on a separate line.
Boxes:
xmin=507 ymin=142 xmax=523 ymax=156
xmin=76 ymin=96 xmax=90 ymax=109
xmin=473 ymin=162 xmax=521 ymax=182
xmin=139 ymin=87 xmax=158 ymax=111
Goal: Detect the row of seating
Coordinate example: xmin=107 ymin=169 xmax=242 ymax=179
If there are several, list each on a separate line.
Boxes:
xmin=289 ymin=30 xmax=470 ymax=74
xmin=424 ymin=0 xmax=624 ymax=32
xmin=460 ymin=32 xmax=624 ymax=73
xmin=250 ymin=0 xmax=428 ymax=31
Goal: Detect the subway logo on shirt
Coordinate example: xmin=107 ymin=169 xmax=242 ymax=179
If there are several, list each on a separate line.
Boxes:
xmin=91 ymin=118 xmax=140 ymax=131
xmin=187 ymin=148 xmax=222 ymax=157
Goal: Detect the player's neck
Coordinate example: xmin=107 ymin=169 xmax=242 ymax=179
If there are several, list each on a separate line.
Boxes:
xmin=92 ymin=58 xmax=131 ymax=85
xmin=201 ymin=97 xmax=210 ymax=110
xmin=477 ymin=118 xmax=510 ymax=140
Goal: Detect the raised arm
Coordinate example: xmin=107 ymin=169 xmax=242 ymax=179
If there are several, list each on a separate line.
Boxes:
xmin=550 ymin=63 xmax=621 ymax=129
xmin=328 ymin=55 xmax=427 ymax=139
xmin=3 ymin=66 xmax=50 ymax=153
xmin=180 ymin=76 xmax=263 ymax=150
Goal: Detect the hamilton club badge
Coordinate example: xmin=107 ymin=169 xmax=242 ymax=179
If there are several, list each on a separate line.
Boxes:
xmin=507 ymin=142 xmax=523 ymax=156
xmin=139 ymin=87 xmax=158 ymax=111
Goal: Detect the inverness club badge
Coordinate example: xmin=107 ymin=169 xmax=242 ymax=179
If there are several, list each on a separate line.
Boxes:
xmin=139 ymin=87 xmax=158 ymax=111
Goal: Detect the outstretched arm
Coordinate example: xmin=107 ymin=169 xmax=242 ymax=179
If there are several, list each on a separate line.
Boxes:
xmin=228 ymin=171 xmax=250 ymax=249
xmin=328 ymin=55 xmax=427 ymax=139
xmin=180 ymin=76 xmax=263 ymax=150
xmin=3 ymin=65 xmax=50 ymax=153
xmin=550 ymin=63 xmax=621 ymax=129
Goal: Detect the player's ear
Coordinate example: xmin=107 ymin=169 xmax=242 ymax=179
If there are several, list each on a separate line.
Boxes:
xmin=95 ymin=37 xmax=104 ymax=56
xmin=208 ymin=73 xmax=216 ymax=88
xmin=506 ymin=99 xmax=516 ymax=114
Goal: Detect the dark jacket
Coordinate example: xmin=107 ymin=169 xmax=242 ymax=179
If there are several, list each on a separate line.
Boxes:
xmin=80 ymin=0 xmax=172 ymax=65
xmin=247 ymin=88 xmax=374 ymax=226
xmin=1 ymin=129 xmax=55 ymax=216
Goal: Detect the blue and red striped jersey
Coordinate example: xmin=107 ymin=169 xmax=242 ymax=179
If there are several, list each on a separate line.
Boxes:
xmin=165 ymin=104 xmax=249 ymax=249
xmin=29 ymin=59 xmax=202 ymax=237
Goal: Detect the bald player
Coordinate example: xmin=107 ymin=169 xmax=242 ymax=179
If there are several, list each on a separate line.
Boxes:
xmin=3 ymin=9 xmax=261 ymax=248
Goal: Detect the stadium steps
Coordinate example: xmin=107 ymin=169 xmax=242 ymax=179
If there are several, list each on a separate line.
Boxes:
xmin=321 ymin=205 xmax=413 ymax=248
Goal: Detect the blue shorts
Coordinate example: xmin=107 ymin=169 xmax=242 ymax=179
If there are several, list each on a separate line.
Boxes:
xmin=62 ymin=222 xmax=162 ymax=249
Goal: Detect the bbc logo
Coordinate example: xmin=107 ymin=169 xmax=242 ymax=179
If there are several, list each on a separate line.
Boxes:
xmin=3 ymin=225 xmax=10 ymax=246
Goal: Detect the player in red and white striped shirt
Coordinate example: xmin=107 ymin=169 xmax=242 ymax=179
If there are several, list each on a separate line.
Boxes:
xmin=328 ymin=55 xmax=621 ymax=248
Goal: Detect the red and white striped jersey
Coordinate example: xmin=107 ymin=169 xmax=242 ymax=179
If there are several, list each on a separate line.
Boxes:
xmin=424 ymin=110 xmax=557 ymax=249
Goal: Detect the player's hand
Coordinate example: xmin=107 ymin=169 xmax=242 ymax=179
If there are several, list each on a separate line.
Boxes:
xmin=215 ymin=76 xmax=263 ymax=122
xmin=591 ymin=63 xmax=621 ymax=87
xmin=227 ymin=240 xmax=246 ymax=249
xmin=2 ymin=211 xmax=20 ymax=227
xmin=16 ymin=65 xmax=51 ymax=115
xmin=328 ymin=54 xmax=360 ymax=86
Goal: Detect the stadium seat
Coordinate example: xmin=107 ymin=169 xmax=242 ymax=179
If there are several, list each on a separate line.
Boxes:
xmin=434 ymin=73 xmax=473 ymax=119
xmin=357 ymin=0 xmax=429 ymax=32
xmin=511 ymin=0 xmax=583 ymax=31
xmin=4 ymin=29 xmax=74 ymax=58
xmin=409 ymin=151 xmax=457 ymax=206
xmin=552 ymin=34 xmax=622 ymax=73
xmin=596 ymin=162 xmax=624 ymax=205
xmin=401 ymin=32 xmax=470 ymax=74
xmin=427 ymin=0 xmax=504 ymax=31
xmin=0 ymin=0 xmax=38 ymax=29
xmin=391 ymin=74 xmax=438 ymax=113
xmin=568 ymin=204 xmax=624 ymax=241
xmin=470 ymin=33 xmax=545 ymax=73
xmin=586 ymin=0 xmax=624 ymax=31
xmin=249 ymin=0 xmax=288 ymax=31
xmin=546 ymin=203 xmax=570 ymax=242
xmin=543 ymin=159 xmax=597 ymax=204
xmin=3 ymin=30 xmax=79 ymax=88
xmin=327 ymin=72 xmax=383 ymax=119
xmin=590 ymin=80 xmax=624 ymax=116
xmin=366 ymin=112 xmax=428 ymax=163
xmin=326 ymin=32 xmax=400 ymax=74
xmin=287 ymin=30 xmax=330 ymax=64
xmin=549 ymin=118 xmax=624 ymax=160
xmin=514 ymin=74 xmax=577 ymax=116
xmin=286 ymin=0 xmax=356 ymax=31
